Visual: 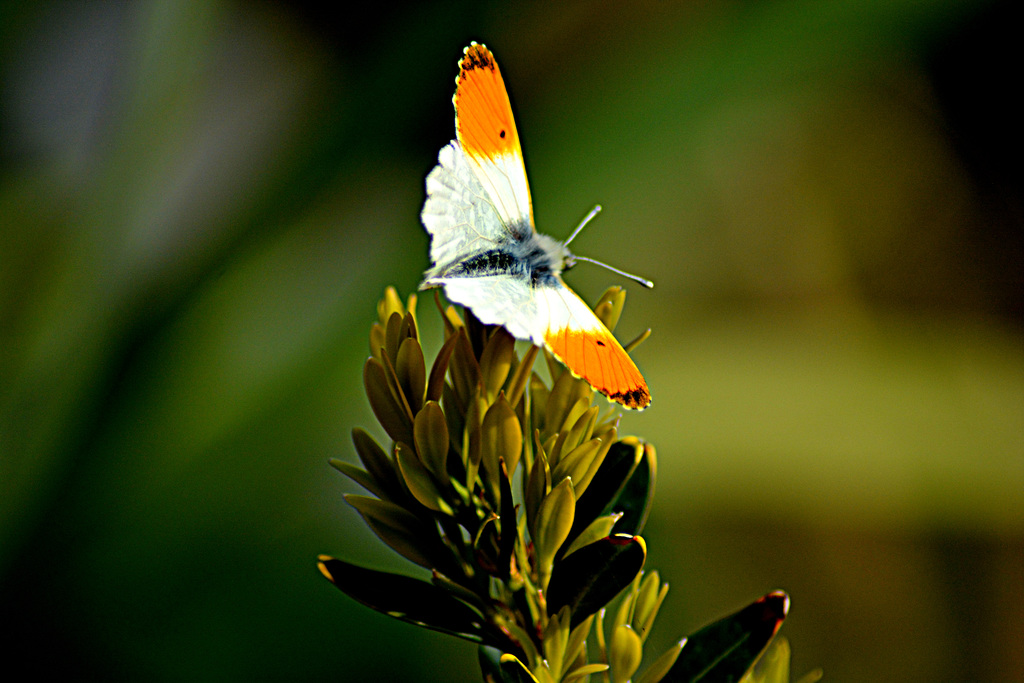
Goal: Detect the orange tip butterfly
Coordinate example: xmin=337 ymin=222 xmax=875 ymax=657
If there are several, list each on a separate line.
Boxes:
xmin=420 ymin=43 xmax=651 ymax=410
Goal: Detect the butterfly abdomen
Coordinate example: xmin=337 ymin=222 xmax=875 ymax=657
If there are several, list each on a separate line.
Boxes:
xmin=432 ymin=232 xmax=568 ymax=287
xmin=447 ymin=249 xmax=519 ymax=277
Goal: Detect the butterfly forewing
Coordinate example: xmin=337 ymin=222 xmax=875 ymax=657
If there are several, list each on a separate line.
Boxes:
xmin=453 ymin=43 xmax=533 ymax=235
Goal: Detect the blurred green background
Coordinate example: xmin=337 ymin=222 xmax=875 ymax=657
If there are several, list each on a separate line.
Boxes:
xmin=2 ymin=0 xmax=1021 ymax=680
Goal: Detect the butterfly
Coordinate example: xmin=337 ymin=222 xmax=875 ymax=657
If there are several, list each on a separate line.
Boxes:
xmin=419 ymin=43 xmax=651 ymax=410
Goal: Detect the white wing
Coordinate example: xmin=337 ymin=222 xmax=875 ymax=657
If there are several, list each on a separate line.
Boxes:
xmin=437 ymin=276 xmax=538 ymax=343
xmin=421 ymin=142 xmax=513 ymax=275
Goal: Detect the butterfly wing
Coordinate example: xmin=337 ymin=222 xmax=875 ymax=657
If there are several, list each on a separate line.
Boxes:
xmin=421 ymin=141 xmax=511 ymax=277
xmin=421 ymin=43 xmax=532 ymax=277
xmin=452 ymin=43 xmax=533 ymax=235
xmin=440 ymin=275 xmax=651 ymax=410
xmin=536 ymin=281 xmax=651 ymax=410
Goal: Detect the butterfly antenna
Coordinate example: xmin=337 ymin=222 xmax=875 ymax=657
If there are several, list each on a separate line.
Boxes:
xmin=564 ymin=205 xmax=603 ymax=247
xmin=573 ymin=255 xmax=654 ymax=288
xmin=564 ymin=204 xmax=654 ymax=288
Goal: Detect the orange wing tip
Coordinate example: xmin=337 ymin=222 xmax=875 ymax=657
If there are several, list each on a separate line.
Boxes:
xmin=453 ymin=43 xmax=520 ymax=160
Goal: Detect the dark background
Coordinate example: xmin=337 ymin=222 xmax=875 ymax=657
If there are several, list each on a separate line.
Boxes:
xmin=1 ymin=1 xmax=1020 ymax=680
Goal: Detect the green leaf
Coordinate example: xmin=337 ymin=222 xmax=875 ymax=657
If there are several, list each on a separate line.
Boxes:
xmin=562 ymin=513 xmax=623 ymax=558
xmin=426 ymin=329 xmax=459 ymax=402
xmin=395 ymin=442 xmax=453 ymax=515
xmin=594 ymin=287 xmax=626 ymax=332
xmin=498 ymin=458 xmax=517 ymax=581
xmin=614 ymin=441 xmax=656 ymax=536
xmin=609 ymin=624 xmax=643 ymax=683
xmin=384 ymin=311 xmax=403 ymax=366
xmin=449 ymin=327 xmax=482 ymax=410
xmin=525 ymin=441 xmax=551 ymax=541
xmin=534 ymin=477 xmax=576 ymax=590
xmin=480 ymin=394 xmax=523 ymax=498
xmin=546 ymin=534 xmax=647 ymax=629
xmin=363 ymin=357 xmax=414 ymax=446
xmin=343 ymin=494 xmax=443 ymax=571
xmin=413 ymin=400 xmax=449 ymax=481
xmin=550 ymin=438 xmax=602 ymax=498
xmin=351 ymin=428 xmax=403 ymax=501
xmin=661 ymin=591 xmax=790 ymax=683
xmin=635 ymin=639 xmax=686 ymax=683
xmin=329 ymin=458 xmax=386 ymax=499
xmin=543 ymin=373 xmax=592 ymax=439
xmin=505 ymin=344 xmax=538 ymax=409
xmin=565 ymin=439 xmax=641 ymax=548
xmin=479 ymin=326 xmax=516 ymax=401
xmin=634 ymin=571 xmax=669 ymax=643
xmin=396 ymin=336 xmax=426 ymax=414
xmin=318 ymin=556 xmax=486 ymax=644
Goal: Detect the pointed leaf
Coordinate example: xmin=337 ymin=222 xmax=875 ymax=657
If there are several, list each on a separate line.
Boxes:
xmin=544 ymin=373 xmax=592 ymax=440
xmin=329 ymin=458 xmax=387 ymax=499
xmin=426 ymin=329 xmax=459 ymax=402
xmin=449 ymin=327 xmax=482 ymax=409
xmin=547 ymin=535 xmax=647 ymax=629
xmin=634 ymin=571 xmax=669 ymax=643
xmin=525 ymin=439 xmax=550 ymax=541
xmin=480 ymin=326 xmax=516 ymax=401
xmin=609 ymin=624 xmax=643 ymax=683
xmin=498 ymin=459 xmax=517 ymax=580
xmin=594 ymin=287 xmax=626 ymax=332
xmin=662 ymin=591 xmax=790 ymax=683
xmin=414 ymin=400 xmax=449 ymax=481
xmin=384 ymin=311 xmax=403 ymax=366
xmin=318 ymin=556 xmax=485 ymax=643
xmin=635 ymin=639 xmax=686 ymax=683
xmin=377 ymin=287 xmax=409 ymax=326
xmin=550 ymin=438 xmax=602 ymax=498
xmin=344 ymin=494 xmax=443 ymax=571
xmin=396 ymin=336 xmax=426 ymax=414
xmin=561 ymin=406 xmax=599 ymax=456
xmin=564 ymin=614 xmax=596 ymax=676
xmin=506 ymin=344 xmax=539 ymax=409
xmin=481 ymin=394 xmax=523 ymax=493
xmin=564 ymin=663 xmax=610 ymax=682
xmin=542 ymin=606 xmax=571 ymax=680
xmin=363 ymin=357 xmax=414 ymax=446
xmin=562 ymin=513 xmax=623 ymax=558
xmin=615 ymin=441 xmax=656 ymax=536
xmin=567 ymin=439 xmax=642 ymax=546
xmin=534 ymin=477 xmax=576 ymax=589
xmin=351 ymin=428 xmax=402 ymax=500
xmin=573 ymin=427 xmax=616 ymax=499
xmin=396 ymin=442 xmax=453 ymax=515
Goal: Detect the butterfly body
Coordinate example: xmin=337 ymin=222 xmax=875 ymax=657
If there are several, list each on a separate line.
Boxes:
xmin=420 ymin=43 xmax=650 ymax=410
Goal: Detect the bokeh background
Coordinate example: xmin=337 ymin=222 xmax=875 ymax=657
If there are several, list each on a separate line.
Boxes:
xmin=2 ymin=1 xmax=1021 ymax=680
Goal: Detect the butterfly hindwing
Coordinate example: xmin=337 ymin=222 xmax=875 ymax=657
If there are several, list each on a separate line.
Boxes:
xmin=536 ymin=283 xmax=651 ymax=410
xmin=422 ymin=142 xmax=511 ymax=276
